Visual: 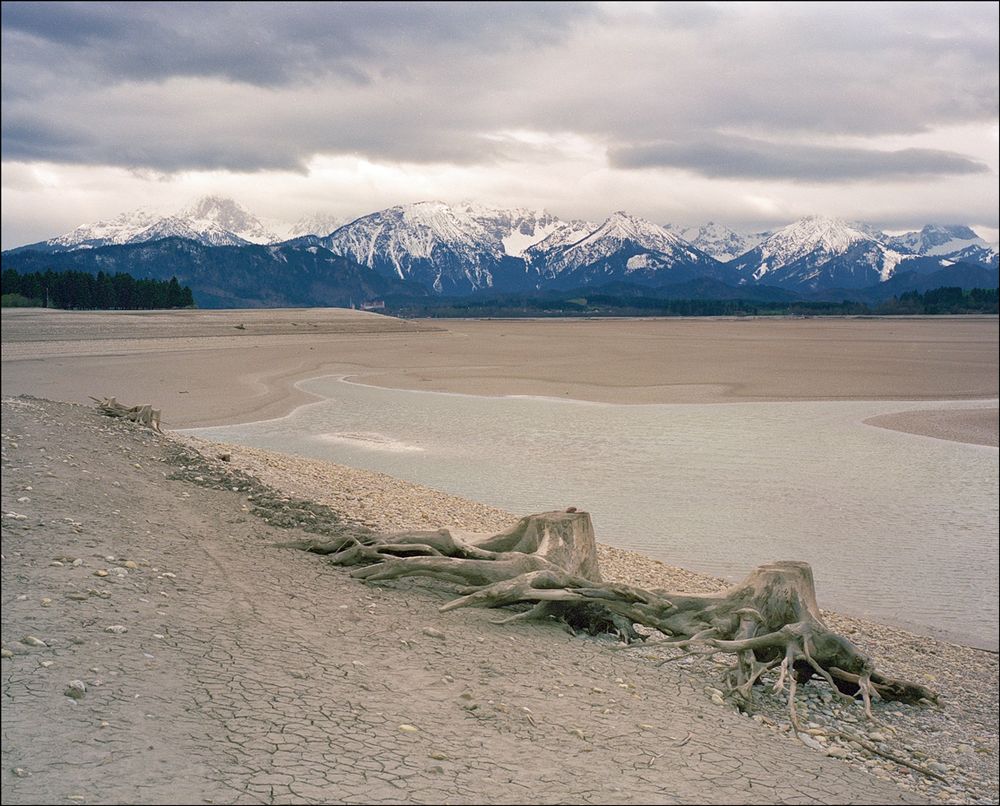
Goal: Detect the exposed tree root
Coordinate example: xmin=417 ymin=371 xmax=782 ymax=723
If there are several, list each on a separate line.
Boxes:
xmin=290 ymin=508 xmax=939 ymax=750
xmin=91 ymin=396 xmax=162 ymax=432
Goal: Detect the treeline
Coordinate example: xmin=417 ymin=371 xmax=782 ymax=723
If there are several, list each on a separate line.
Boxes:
xmin=876 ymin=287 xmax=998 ymax=315
xmin=389 ymin=286 xmax=998 ymax=318
xmin=1 ymin=269 xmax=195 ymax=310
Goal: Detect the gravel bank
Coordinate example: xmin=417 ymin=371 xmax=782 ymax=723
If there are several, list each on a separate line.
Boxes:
xmin=183 ymin=435 xmax=999 ymax=805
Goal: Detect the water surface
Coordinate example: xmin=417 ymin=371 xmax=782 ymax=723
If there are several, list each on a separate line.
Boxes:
xmin=185 ymin=377 xmax=999 ymax=649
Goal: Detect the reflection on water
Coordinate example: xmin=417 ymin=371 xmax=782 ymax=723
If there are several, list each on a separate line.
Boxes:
xmin=184 ymin=377 xmax=999 ymax=650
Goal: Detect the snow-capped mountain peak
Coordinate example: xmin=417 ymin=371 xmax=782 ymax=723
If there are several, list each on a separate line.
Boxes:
xmin=728 ymin=215 xmax=906 ymax=288
xmin=767 ymin=215 xmax=871 ymax=258
xmin=888 ymin=224 xmax=985 ymax=256
xmin=664 ymin=221 xmax=770 ymax=262
xmin=47 ymin=208 xmax=162 ymax=249
xmin=283 ymin=212 xmax=348 ymax=239
xmin=321 ymin=201 xmax=506 ymax=293
xmin=523 ymin=220 xmax=597 ymax=263
xmin=456 ymin=201 xmax=561 ymax=257
xmin=38 ymin=195 xmax=279 ymax=250
xmin=540 ymin=211 xmax=720 ymax=283
xmin=178 ymin=195 xmax=278 ymax=244
xmin=557 ymin=211 xmax=685 ymax=261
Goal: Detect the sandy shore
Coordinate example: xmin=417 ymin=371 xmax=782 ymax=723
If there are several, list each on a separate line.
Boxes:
xmin=2 ymin=309 xmax=997 ymax=445
xmin=2 ymin=398 xmax=997 ymax=805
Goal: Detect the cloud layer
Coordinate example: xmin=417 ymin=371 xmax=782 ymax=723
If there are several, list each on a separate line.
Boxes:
xmin=609 ymin=136 xmax=990 ymax=182
xmin=2 ymin=1 xmax=997 ymax=247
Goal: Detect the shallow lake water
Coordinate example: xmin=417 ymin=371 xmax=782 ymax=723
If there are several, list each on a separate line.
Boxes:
xmin=184 ymin=377 xmax=999 ymax=650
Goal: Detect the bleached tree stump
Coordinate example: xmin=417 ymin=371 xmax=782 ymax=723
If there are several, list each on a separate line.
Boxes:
xmin=91 ymin=396 xmax=162 ymax=432
xmin=288 ymin=507 xmax=938 ymax=742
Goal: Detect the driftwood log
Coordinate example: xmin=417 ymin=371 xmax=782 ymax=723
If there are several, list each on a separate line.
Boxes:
xmin=91 ymin=396 xmax=162 ymax=432
xmin=287 ymin=508 xmax=938 ymax=736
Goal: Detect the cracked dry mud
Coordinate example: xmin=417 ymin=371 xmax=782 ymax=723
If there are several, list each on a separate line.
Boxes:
xmin=0 ymin=397 xmax=978 ymax=804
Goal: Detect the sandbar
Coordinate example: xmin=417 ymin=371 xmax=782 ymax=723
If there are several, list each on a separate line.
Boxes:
xmin=3 ymin=309 xmax=997 ymax=444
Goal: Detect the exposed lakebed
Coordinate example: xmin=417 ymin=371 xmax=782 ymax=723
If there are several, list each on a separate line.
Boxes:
xmin=184 ymin=377 xmax=999 ymax=650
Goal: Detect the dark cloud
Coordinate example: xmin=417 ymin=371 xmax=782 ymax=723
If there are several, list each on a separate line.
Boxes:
xmin=609 ymin=136 xmax=990 ymax=182
xmin=1 ymin=2 xmax=590 ymax=88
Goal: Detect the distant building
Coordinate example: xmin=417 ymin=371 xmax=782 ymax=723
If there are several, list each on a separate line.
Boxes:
xmin=360 ymin=300 xmax=386 ymax=310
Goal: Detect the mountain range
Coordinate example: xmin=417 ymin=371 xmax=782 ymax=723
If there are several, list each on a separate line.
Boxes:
xmin=4 ymin=196 xmax=996 ymax=307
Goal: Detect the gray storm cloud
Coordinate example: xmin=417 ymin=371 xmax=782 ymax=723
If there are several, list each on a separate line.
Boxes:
xmin=2 ymin=1 xmax=996 ymax=174
xmin=609 ymin=136 xmax=990 ymax=182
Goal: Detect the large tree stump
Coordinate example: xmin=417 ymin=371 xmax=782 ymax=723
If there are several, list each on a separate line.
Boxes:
xmin=91 ymin=396 xmax=162 ymax=432
xmin=286 ymin=508 xmax=938 ymax=734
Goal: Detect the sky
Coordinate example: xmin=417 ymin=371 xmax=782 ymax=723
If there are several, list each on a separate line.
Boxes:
xmin=2 ymin=1 xmax=998 ymax=249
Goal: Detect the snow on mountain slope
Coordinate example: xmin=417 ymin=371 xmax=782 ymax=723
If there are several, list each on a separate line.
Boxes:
xmin=545 ymin=211 xmax=715 ymax=276
xmin=14 ymin=200 xmax=994 ymax=295
xmin=456 ymin=201 xmax=561 ymax=257
xmin=322 ymin=201 xmax=509 ymax=293
xmin=37 ymin=196 xmax=277 ymax=250
xmin=177 ymin=196 xmax=279 ymax=244
xmin=282 ymin=213 xmax=348 ymax=240
xmin=523 ymin=220 xmax=597 ymax=265
xmin=664 ymin=221 xmax=769 ymax=262
xmin=943 ymin=243 xmax=999 ymax=268
xmin=887 ymin=224 xmax=987 ymax=257
xmin=47 ymin=209 xmax=161 ymax=250
xmin=728 ymin=216 xmax=906 ymax=290
xmin=127 ymin=215 xmax=252 ymax=247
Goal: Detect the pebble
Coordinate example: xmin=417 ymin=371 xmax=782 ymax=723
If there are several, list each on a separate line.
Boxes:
xmin=827 ymin=747 xmax=852 ymax=759
xmin=104 ymin=625 xmax=128 ymax=634
xmin=422 ymin=627 xmax=446 ymax=640
xmin=398 ymin=724 xmax=419 ymax=733
xmin=64 ymin=680 xmax=87 ymax=699
xmin=799 ymin=734 xmax=825 ymax=752
xmin=23 ymin=635 xmax=47 ymax=647
xmin=94 ymin=569 xmax=109 ymax=577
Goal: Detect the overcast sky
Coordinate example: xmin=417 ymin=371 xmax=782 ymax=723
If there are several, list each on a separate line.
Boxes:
xmin=2 ymin=1 xmax=998 ymax=248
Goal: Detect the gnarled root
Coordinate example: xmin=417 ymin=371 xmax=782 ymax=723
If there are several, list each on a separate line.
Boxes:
xmin=91 ymin=396 xmax=162 ymax=432
xmin=290 ymin=510 xmax=938 ymax=735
